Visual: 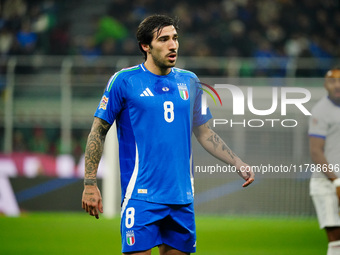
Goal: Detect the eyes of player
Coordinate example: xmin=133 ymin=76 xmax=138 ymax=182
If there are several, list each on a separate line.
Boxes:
xmin=158 ymin=35 xmax=178 ymax=43
xmin=326 ymin=78 xmax=340 ymax=85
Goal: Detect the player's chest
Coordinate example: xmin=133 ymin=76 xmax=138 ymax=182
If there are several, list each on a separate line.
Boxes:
xmin=327 ymin=108 xmax=340 ymax=135
xmin=127 ymin=79 xmax=191 ymax=111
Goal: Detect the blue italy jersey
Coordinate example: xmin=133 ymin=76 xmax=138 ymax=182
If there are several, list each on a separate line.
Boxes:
xmin=94 ymin=63 xmax=212 ymax=205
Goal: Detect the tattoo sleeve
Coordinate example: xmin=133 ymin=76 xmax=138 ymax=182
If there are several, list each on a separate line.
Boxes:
xmin=84 ymin=117 xmax=111 ymax=185
xmin=206 ymin=132 xmax=236 ymax=160
xmin=195 ymin=122 xmax=237 ymax=163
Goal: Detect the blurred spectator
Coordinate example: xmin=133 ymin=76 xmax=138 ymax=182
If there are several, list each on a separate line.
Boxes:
xmin=78 ymin=36 xmax=101 ymax=62
xmin=12 ymin=130 xmax=27 ymax=152
xmin=2 ymin=0 xmax=27 ymax=32
xmin=284 ymin=33 xmax=309 ymax=58
xmin=0 ymin=27 xmax=14 ymax=56
xmin=72 ymin=130 xmax=88 ymax=164
xmin=253 ymin=40 xmax=276 ymax=76
xmin=28 ymin=127 xmax=51 ymax=154
xmin=121 ymin=37 xmax=139 ymax=55
xmin=100 ymin=38 xmax=117 ymax=56
xmin=49 ymin=21 xmax=71 ymax=55
xmin=256 ymin=0 xmax=280 ymax=27
xmin=0 ymin=0 xmax=338 ymax=77
xmin=30 ymin=3 xmax=56 ymax=53
xmin=295 ymin=48 xmax=316 ymax=77
xmin=107 ymin=0 xmax=131 ymax=24
xmin=2 ymin=0 xmax=27 ymax=20
xmin=94 ymin=15 xmax=128 ymax=45
xmin=228 ymin=19 xmax=252 ymax=57
xmin=13 ymin=19 xmax=37 ymax=55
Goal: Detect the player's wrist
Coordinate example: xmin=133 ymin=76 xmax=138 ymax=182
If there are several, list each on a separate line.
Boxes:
xmin=84 ymin=178 xmax=97 ymax=186
xmin=332 ymin=178 xmax=340 ymax=187
xmin=234 ymin=158 xmax=246 ymax=170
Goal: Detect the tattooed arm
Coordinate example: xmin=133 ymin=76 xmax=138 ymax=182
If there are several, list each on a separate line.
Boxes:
xmin=193 ymin=121 xmax=254 ymax=187
xmin=82 ymin=117 xmax=111 ymax=219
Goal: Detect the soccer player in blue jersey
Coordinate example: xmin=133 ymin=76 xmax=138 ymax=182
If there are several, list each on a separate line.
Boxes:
xmin=82 ymin=14 xmax=254 ymax=255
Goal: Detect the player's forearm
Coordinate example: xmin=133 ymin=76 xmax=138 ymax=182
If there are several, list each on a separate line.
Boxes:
xmin=309 ymin=137 xmax=337 ymax=180
xmin=202 ymin=135 xmax=242 ymax=167
xmin=84 ymin=133 xmax=105 ymax=185
xmin=195 ymin=124 xmax=243 ymax=168
xmin=84 ymin=117 xmax=111 ymax=185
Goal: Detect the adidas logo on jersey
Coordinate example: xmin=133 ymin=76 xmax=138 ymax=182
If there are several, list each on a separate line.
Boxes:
xmin=140 ymin=88 xmax=154 ymax=97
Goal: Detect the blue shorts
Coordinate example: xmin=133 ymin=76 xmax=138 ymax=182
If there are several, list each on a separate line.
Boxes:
xmin=120 ymin=199 xmax=196 ymax=253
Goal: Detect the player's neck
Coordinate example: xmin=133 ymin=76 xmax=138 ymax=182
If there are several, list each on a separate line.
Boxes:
xmin=143 ymin=60 xmax=171 ymax=76
xmin=328 ymin=96 xmax=340 ymax=107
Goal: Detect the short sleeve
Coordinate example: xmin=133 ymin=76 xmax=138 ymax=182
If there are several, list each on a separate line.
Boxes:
xmin=94 ymin=72 xmax=126 ymax=124
xmin=192 ymin=79 xmax=212 ymax=127
xmin=308 ymin=106 xmax=327 ymax=139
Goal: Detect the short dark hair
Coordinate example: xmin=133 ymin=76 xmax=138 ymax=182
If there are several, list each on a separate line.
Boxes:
xmin=136 ymin=14 xmax=179 ymax=60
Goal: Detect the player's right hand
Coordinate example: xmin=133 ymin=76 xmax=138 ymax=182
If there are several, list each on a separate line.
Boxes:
xmin=82 ymin=185 xmax=103 ymax=219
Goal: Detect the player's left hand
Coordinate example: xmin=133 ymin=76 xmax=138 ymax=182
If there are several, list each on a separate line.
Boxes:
xmin=237 ymin=164 xmax=255 ymax=187
xmin=82 ymin=185 xmax=103 ymax=219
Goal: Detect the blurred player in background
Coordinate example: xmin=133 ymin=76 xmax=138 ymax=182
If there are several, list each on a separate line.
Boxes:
xmin=309 ymin=68 xmax=340 ymax=255
xmin=81 ymin=14 xmax=254 ymax=255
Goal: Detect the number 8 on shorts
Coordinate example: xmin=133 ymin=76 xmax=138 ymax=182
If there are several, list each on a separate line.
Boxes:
xmin=125 ymin=207 xmax=135 ymax=228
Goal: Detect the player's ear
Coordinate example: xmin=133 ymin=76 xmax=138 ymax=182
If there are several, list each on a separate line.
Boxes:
xmin=324 ymin=79 xmax=330 ymax=91
xmin=141 ymin=43 xmax=150 ymax=53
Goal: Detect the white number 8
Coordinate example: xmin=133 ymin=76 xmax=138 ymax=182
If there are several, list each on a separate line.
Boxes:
xmin=164 ymin=101 xmax=174 ymax=123
xmin=125 ymin=207 xmax=135 ymax=229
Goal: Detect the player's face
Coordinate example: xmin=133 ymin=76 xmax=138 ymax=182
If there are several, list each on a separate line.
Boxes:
xmin=147 ymin=25 xmax=179 ymax=72
xmin=324 ymin=70 xmax=340 ymax=103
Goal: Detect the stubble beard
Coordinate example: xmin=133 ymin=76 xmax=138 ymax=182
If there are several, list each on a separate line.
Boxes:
xmin=151 ymin=53 xmax=176 ymax=71
xmin=329 ymin=91 xmax=340 ymax=105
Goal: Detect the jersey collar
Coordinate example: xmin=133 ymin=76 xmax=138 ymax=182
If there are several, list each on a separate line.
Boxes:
xmin=327 ymin=96 xmax=340 ymax=107
xmin=140 ymin=63 xmax=174 ymax=77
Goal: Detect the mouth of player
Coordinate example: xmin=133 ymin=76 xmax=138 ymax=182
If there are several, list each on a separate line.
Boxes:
xmin=167 ymin=53 xmax=177 ymax=62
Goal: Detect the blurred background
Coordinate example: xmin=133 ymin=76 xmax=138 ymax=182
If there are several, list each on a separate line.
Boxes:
xmin=0 ymin=0 xmax=339 ymax=218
